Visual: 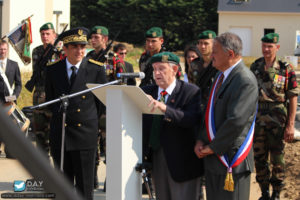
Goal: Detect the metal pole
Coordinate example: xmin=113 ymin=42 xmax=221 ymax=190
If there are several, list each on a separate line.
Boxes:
xmin=0 ymin=106 xmax=83 ymax=200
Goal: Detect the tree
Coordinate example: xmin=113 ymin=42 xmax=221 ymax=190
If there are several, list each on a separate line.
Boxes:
xmin=71 ymin=0 xmax=218 ymax=50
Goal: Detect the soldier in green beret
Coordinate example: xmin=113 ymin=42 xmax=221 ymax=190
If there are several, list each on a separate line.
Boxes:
xmin=139 ymin=27 xmax=183 ymax=87
xmin=142 ymin=51 xmax=203 ymax=200
xmin=190 ymin=30 xmax=218 ymax=107
xmin=139 ymin=27 xmax=165 ymax=87
xmin=251 ymin=32 xmax=299 ymax=200
xmin=25 ymin=22 xmax=60 ymax=157
xmin=86 ymin=25 xmax=109 ymax=61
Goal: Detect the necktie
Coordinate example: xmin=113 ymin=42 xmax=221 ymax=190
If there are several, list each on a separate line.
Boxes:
xmin=214 ymin=73 xmax=224 ymax=105
xmin=149 ymin=90 xmax=168 ymax=151
xmin=70 ymin=66 xmax=77 ymax=86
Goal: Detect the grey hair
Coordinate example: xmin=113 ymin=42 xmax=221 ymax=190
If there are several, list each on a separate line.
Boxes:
xmin=214 ymin=32 xmax=243 ymax=56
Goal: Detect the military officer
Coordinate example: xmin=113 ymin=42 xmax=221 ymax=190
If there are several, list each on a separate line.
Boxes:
xmin=250 ymin=33 xmax=299 ymax=200
xmin=45 ymin=27 xmax=107 ymax=200
xmin=25 ymin=22 xmax=59 ymax=156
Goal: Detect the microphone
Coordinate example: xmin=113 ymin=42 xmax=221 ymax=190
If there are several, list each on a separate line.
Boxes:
xmin=116 ymin=72 xmax=145 ymax=79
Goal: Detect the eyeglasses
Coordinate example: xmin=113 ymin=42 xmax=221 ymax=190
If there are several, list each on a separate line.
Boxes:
xmin=119 ymin=52 xmax=127 ymax=55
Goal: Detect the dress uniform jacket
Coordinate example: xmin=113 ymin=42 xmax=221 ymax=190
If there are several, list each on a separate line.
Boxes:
xmin=142 ymin=79 xmax=204 ymax=182
xmin=45 ymin=57 xmax=107 ymax=151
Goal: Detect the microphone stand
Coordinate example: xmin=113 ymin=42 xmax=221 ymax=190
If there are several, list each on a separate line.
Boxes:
xmin=25 ymin=80 xmax=121 ymax=171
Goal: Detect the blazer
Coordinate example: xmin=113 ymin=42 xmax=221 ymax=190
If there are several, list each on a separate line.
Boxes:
xmin=200 ymin=61 xmax=258 ymax=175
xmin=143 ymin=79 xmax=204 ymax=182
xmin=0 ymin=59 xmax=22 ymax=102
xmin=45 ymin=57 xmax=107 ymax=151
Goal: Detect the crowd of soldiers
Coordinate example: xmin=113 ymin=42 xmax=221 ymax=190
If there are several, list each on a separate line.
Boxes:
xmin=0 ymin=21 xmax=298 ymax=200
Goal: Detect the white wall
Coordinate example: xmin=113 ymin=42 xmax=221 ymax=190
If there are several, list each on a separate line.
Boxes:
xmin=219 ymin=11 xmax=300 ymax=58
xmin=2 ymin=0 xmax=70 ymax=71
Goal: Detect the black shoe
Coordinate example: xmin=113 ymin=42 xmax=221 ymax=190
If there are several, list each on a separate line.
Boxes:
xmin=270 ymin=191 xmax=280 ymax=200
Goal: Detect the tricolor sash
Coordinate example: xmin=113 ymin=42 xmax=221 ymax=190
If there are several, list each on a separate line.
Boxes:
xmin=205 ymin=73 xmax=256 ymax=192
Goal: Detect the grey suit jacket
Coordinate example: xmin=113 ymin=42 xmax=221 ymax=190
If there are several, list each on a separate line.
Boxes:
xmin=200 ymin=61 xmax=258 ymax=175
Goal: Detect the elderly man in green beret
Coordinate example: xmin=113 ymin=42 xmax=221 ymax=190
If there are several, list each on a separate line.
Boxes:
xmin=25 ymin=22 xmax=59 ymax=157
xmin=86 ymin=26 xmax=109 ymax=61
xmin=142 ymin=52 xmax=203 ymax=200
xmin=250 ymin=33 xmax=299 ymax=200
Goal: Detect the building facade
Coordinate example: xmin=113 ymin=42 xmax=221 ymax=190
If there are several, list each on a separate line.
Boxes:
xmin=0 ymin=0 xmax=70 ymax=70
xmin=218 ymin=0 xmax=300 ymax=58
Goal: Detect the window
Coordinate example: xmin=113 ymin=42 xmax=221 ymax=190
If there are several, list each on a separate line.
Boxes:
xmin=264 ymin=29 xmax=275 ymax=36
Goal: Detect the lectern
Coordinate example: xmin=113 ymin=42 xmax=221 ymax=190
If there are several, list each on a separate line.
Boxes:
xmin=87 ymin=84 xmax=162 ymax=200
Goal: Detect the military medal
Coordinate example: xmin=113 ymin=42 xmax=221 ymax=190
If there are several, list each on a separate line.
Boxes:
xmin=205 ymin=73 xmax=256 ymax=192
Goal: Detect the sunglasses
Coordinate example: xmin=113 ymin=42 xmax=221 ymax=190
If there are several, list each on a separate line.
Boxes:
xmin=119 ymin=52 xmax=127 ymax=55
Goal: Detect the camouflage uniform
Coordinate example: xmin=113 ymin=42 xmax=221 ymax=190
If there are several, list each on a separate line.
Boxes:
xmin=31 ymin=45 xmax=60 ymax=155
xmin=188 ymin=60 xmax=218 ymax=108
xmin=250 ymin=57 xmax=298 ymax=192
xmin=139 ymin=50 xmax=183 ymax=87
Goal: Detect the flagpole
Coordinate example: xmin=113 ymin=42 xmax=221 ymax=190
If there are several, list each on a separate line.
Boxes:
xmin=1 ymin=14 xmax=34 ymax=40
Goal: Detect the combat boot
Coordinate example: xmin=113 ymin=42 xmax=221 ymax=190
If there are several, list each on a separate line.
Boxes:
xmin=259 ymin=190 xmax=270 ymax=200
xmin=270 ymin=190 xmax=280 ymax=200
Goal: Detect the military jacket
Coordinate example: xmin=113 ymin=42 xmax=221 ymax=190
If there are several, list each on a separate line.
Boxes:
xmin=188 ymin=61 xmax=218 ymax=105
xmin=250 ymin=57 xmax=299 ymax=127
xmin=86 ymin=49 xmax=126 ymax=82
xmin=31 ymin=45 xmax=60 ymax=90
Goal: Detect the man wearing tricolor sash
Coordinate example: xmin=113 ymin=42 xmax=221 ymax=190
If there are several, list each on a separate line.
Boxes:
xmin=194 ymin=32 xmax=258 ymax=200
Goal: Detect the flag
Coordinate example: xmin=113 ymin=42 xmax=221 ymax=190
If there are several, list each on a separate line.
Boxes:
xmin=7 ymin=18 xmax=33 ymax=65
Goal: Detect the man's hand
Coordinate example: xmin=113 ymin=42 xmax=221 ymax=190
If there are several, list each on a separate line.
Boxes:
xmin=284 ymin=124 xmax=294 ymax=143
xmin=194 ymin=140 xmax=205 ymax=159
xmin=198 ymin=145 xmax=214 ymax=158
xmin=147 ymin=95 xmax=167 ymax=113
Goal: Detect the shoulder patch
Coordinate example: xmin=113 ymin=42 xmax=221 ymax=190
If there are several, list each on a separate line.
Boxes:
xmin=89 ymin=59 xmax=104 ymax=66
xmin=46 ymin=59 xmax=60 ymax=66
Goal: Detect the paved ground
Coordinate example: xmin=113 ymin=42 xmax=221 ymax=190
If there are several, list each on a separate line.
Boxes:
xmin=0 ymin=149 xmax=261 ymax=200
xmin=0 ymin=149 xmax=152 ymax=200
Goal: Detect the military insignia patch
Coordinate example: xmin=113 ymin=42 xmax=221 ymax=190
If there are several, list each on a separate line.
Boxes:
xmin=273 ymin=37 xmax=278 ymax=43
xmin=208 ymin=33 xmax=212 ymax=39
xmin=152 ymin=32 xmax=157 ymax=37
xmin=97 ymin=29 xmax=102 ymax=34
xmin=47 ymin=24 xmax=51 ymax=29
xmin=78 ymin=29 xmax=83 ymax=36
xmin=162 ymin=55 xmax=169 ymax=62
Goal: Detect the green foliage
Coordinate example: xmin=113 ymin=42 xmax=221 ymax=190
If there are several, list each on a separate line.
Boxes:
xmin=71 ymin=0 xmax=218 ymax=50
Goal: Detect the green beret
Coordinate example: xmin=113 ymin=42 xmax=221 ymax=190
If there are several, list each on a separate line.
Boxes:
xmin=198 ymin=30 xmax=216 ymax=39
xmin=90 ymin=26 xmax=109 ymax=36
xmin=261 ymin=33 xmax=279 ymax=43
xmin=40 ymin=22 xmax=54 ymax=32
xmin=150 ymin=52 xmax=180 ymax=65
xmin=60 ymin=27 xmax=89 ymax=45
xmin=145 ymin=27 xmax=163 ymax=38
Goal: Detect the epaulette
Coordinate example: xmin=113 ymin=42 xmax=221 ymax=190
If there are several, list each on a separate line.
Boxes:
xmin=46 ymin=59 xmax=60 ymax=66
xmin=89 ymin=59 xmax=104 ymax=66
